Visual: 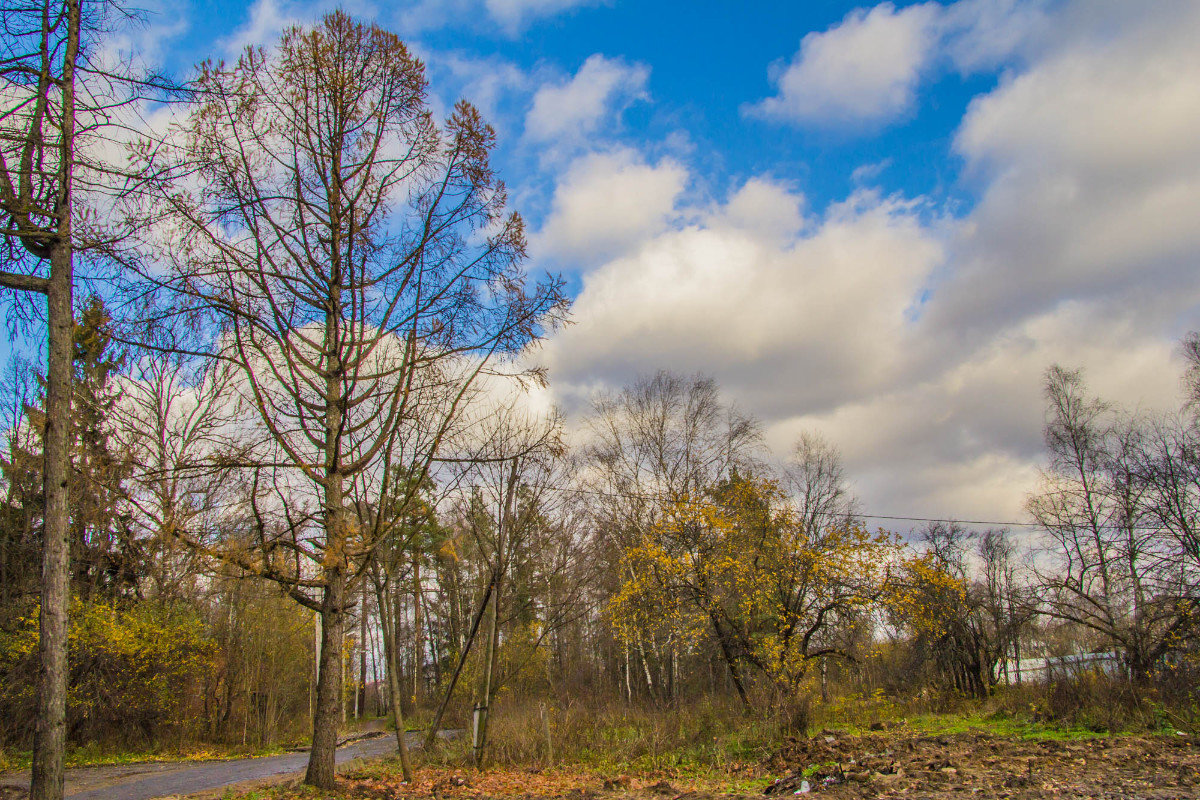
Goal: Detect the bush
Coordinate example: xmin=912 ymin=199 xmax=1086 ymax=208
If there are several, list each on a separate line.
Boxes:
xmin=0 ymin=598 xmax=215 ymax=747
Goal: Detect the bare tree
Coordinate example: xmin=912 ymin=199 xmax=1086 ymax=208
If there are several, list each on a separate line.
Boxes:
xmin=1028 ymin=366 xmax=1191 ymax=679
xmin=459 ymin=408 xmax=562 ymax=765
xmin=129 ymin=13 xmax=566 ymax=787
xmin=109 ymin=351 xmax=240 ymax=600
xmin=905 ymin=522 xmax=1030 ymax=697
xmin=1137 ymin=415 xmax=1200 ymax=578
xmin=784 ymin=432 xmax=858 ymax=537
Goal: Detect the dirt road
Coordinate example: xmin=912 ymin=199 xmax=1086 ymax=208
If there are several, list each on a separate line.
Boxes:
xmin=0 ymin=731 xmax=430 ymax=800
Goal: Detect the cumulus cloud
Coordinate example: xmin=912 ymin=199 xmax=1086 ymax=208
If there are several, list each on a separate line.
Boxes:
xmin=532 ymin=149 xmax=687 ymax=266
xmin=524 ymin=55 xmax=649 ymax=145
xmin=744 ymin=0 xmax=1053 ymax=130
xmin=542 ymin=181 xmax=945 ymax=418
xmin=939 ymin=0 xmax=1052 ymax=74
xmin=932 ymin=0 xmax=1200 ymax=339
xmin=218 ymin=0 xmax=377 ymax=56
xmin=770 ymin=307 xmax=1184 ymax=521
xmin=746 ymin=2 xmax=941 ymax=128
xmin=543 ymin=1 xmax=1200 ymax=527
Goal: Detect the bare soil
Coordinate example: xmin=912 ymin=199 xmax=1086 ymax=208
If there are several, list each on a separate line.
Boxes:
xmin=763 ymin=730 xmax=1200 ymax=799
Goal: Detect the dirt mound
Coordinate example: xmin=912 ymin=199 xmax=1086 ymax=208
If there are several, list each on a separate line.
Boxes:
xmin=766 ymin=731 xmax=1200 ymax=799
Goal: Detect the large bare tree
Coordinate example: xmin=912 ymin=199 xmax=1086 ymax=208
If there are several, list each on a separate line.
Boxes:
xmin=130 ymin=13 xmax=566 ymax=787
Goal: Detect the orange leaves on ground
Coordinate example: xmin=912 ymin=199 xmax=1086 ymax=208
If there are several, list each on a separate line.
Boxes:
xmin=340 ymin=767 xmax=615 ymax=800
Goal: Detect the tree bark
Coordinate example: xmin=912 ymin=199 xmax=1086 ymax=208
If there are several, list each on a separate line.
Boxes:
xmin=412 ymin=551 xmax=423 ymax=708
xmin=375 ymin=579 xmax=414 ymax=782
xmin=424 ymin=572 xmax=494 ymax=750
xmin=357 ymin=585 xmax=367 ymax=719
xmin=473 ymin=568 xmax=501 ymax=767
xmin=31 ymin=234 xmax=74 ymax=800
xmin=30 ymin=3 xmax=81 ymax=795
xmin=472 ymin=459 xmax=516 ymax=767
xmin=304 ymin=576 xmax=346 ymax=788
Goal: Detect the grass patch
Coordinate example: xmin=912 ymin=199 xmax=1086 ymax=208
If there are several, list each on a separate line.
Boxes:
xmin=0 ymin=741 xmax=304 ymax=773
xmin=902 ymin=710 xmax=1110 ymax=740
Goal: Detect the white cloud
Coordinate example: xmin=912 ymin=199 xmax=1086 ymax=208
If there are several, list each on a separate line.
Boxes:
xmin=543 ymin=181 xmax=945 ymax=417
xmin=93 ymin=1 xmax=191 ymax=73
xmin=932 ymin=0 xmax=1200 ymax=338
xmin=398 ymin=0 xmax=603 ymax=36
xmin=718 ymin=178 xmax=807 ymax=243
xmin=525 ymin=55 xmax=649 ymax=145
xmin=484 ymin=0 xmax=604 ymax=32
xmin=420 ymin=49 xmax=531 ymax=135
xmin=938 ymin=0 xmax=1051 ymax=74
xmin=533 ymin=149 xmax=687 ymax=266
xmin=219 ymin=0 xmax=378 ymax=57
xmin=770 ymin=306 xmax=1184 ymax=522
xmin=218 ymin=0 xmax=299 ymax=55
xmin=539 ymin=2 xmax=1200 ymax=529
xmin=746 ymin=2 xmax=941 ymax=128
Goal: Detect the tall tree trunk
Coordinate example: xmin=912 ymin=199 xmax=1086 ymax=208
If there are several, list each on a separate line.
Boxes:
xmin=305 ymin=576 xmax=346 ymax=788
xmin=375 ymin=579 xmax=414 ymax=782
xmin=709 ymin=616 xmax=751 ymax=711
xmin=424 ymin=574 xmax=494 ymax=750
xmin=472 ymin=460 xmax=516 ymax=767
xmin=624 ymin=642 xmax=632 ymax=703
xmin=29 ymin=4 xmax=80 ymax=800
xmin=637 ymin=633 xmax=655 ymax=700
xmin=305 ymin=243 xmax=348 ymax=789
xmin=473 ymin=569 xmax=501 ymax=767
xmin=396 ymin=588 xmax=409 ymax=714
xmin=32 ymin=231 xmax=74 ymax=800
xmin=412 ymin=551 xmax=423 ymax=708
xmin=357 ymin=585 xmax=367 ymax=719
xmin=341 ymin=621 xmax=347 ymax=725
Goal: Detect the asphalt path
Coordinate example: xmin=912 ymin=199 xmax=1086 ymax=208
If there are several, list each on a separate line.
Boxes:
xmin=1 ymin=731 xmax=438 ymax=800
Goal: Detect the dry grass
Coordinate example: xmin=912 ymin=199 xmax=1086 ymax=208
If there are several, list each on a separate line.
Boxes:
xmin=420 ymin=696 xmax=779 ymax=775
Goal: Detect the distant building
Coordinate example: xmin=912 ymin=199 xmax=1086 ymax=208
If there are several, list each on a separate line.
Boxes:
xmin=1000 ymin=650 xmax=1125 ymax=684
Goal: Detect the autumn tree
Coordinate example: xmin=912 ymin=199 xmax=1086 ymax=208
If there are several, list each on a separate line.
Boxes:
xmin=611 ymin=472 xmax=898 ymax=717
xmin=129 ymin=13 xmax=566 ymax=786
xmin=890 ymin=523 xmax=1029 ymax=697
xmin=455 ymin=408 xmax=563 ymax=765
xmin=585 ymin=372 xmax=759 ymax=703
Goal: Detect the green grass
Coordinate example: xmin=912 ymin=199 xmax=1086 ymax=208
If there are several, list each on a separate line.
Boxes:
xmin=902 ymin=710 xmax=1111 ymax=741
xmin=0 ymin=741 xmax=301 ymax=773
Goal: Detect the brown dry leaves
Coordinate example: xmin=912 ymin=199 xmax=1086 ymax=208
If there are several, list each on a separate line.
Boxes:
xmin=767 ymin=731 xmax=1200 ymax=799
xmin=336 ymin=767 xmax=758 ymax=800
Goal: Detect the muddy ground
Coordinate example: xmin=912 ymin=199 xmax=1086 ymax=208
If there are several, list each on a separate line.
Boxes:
xmin=762 ymin=730 xmax=1200 ymax=799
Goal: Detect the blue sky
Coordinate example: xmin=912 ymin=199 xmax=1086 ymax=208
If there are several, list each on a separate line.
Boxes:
xmin=155 ymin=1 xmax=990 ymax=238
xmin=26 ymin=0 xmax=1200 ymax=526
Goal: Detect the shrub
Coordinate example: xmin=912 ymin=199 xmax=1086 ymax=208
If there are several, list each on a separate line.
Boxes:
xmin=0 ymin=598 xmax=215 ymax=746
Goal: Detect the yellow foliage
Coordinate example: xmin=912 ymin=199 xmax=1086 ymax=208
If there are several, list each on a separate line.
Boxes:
xmin=0 ymin=598 xmax=215 ymax=742
xmin=607 ymin=474 xmax=901 ymax=693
